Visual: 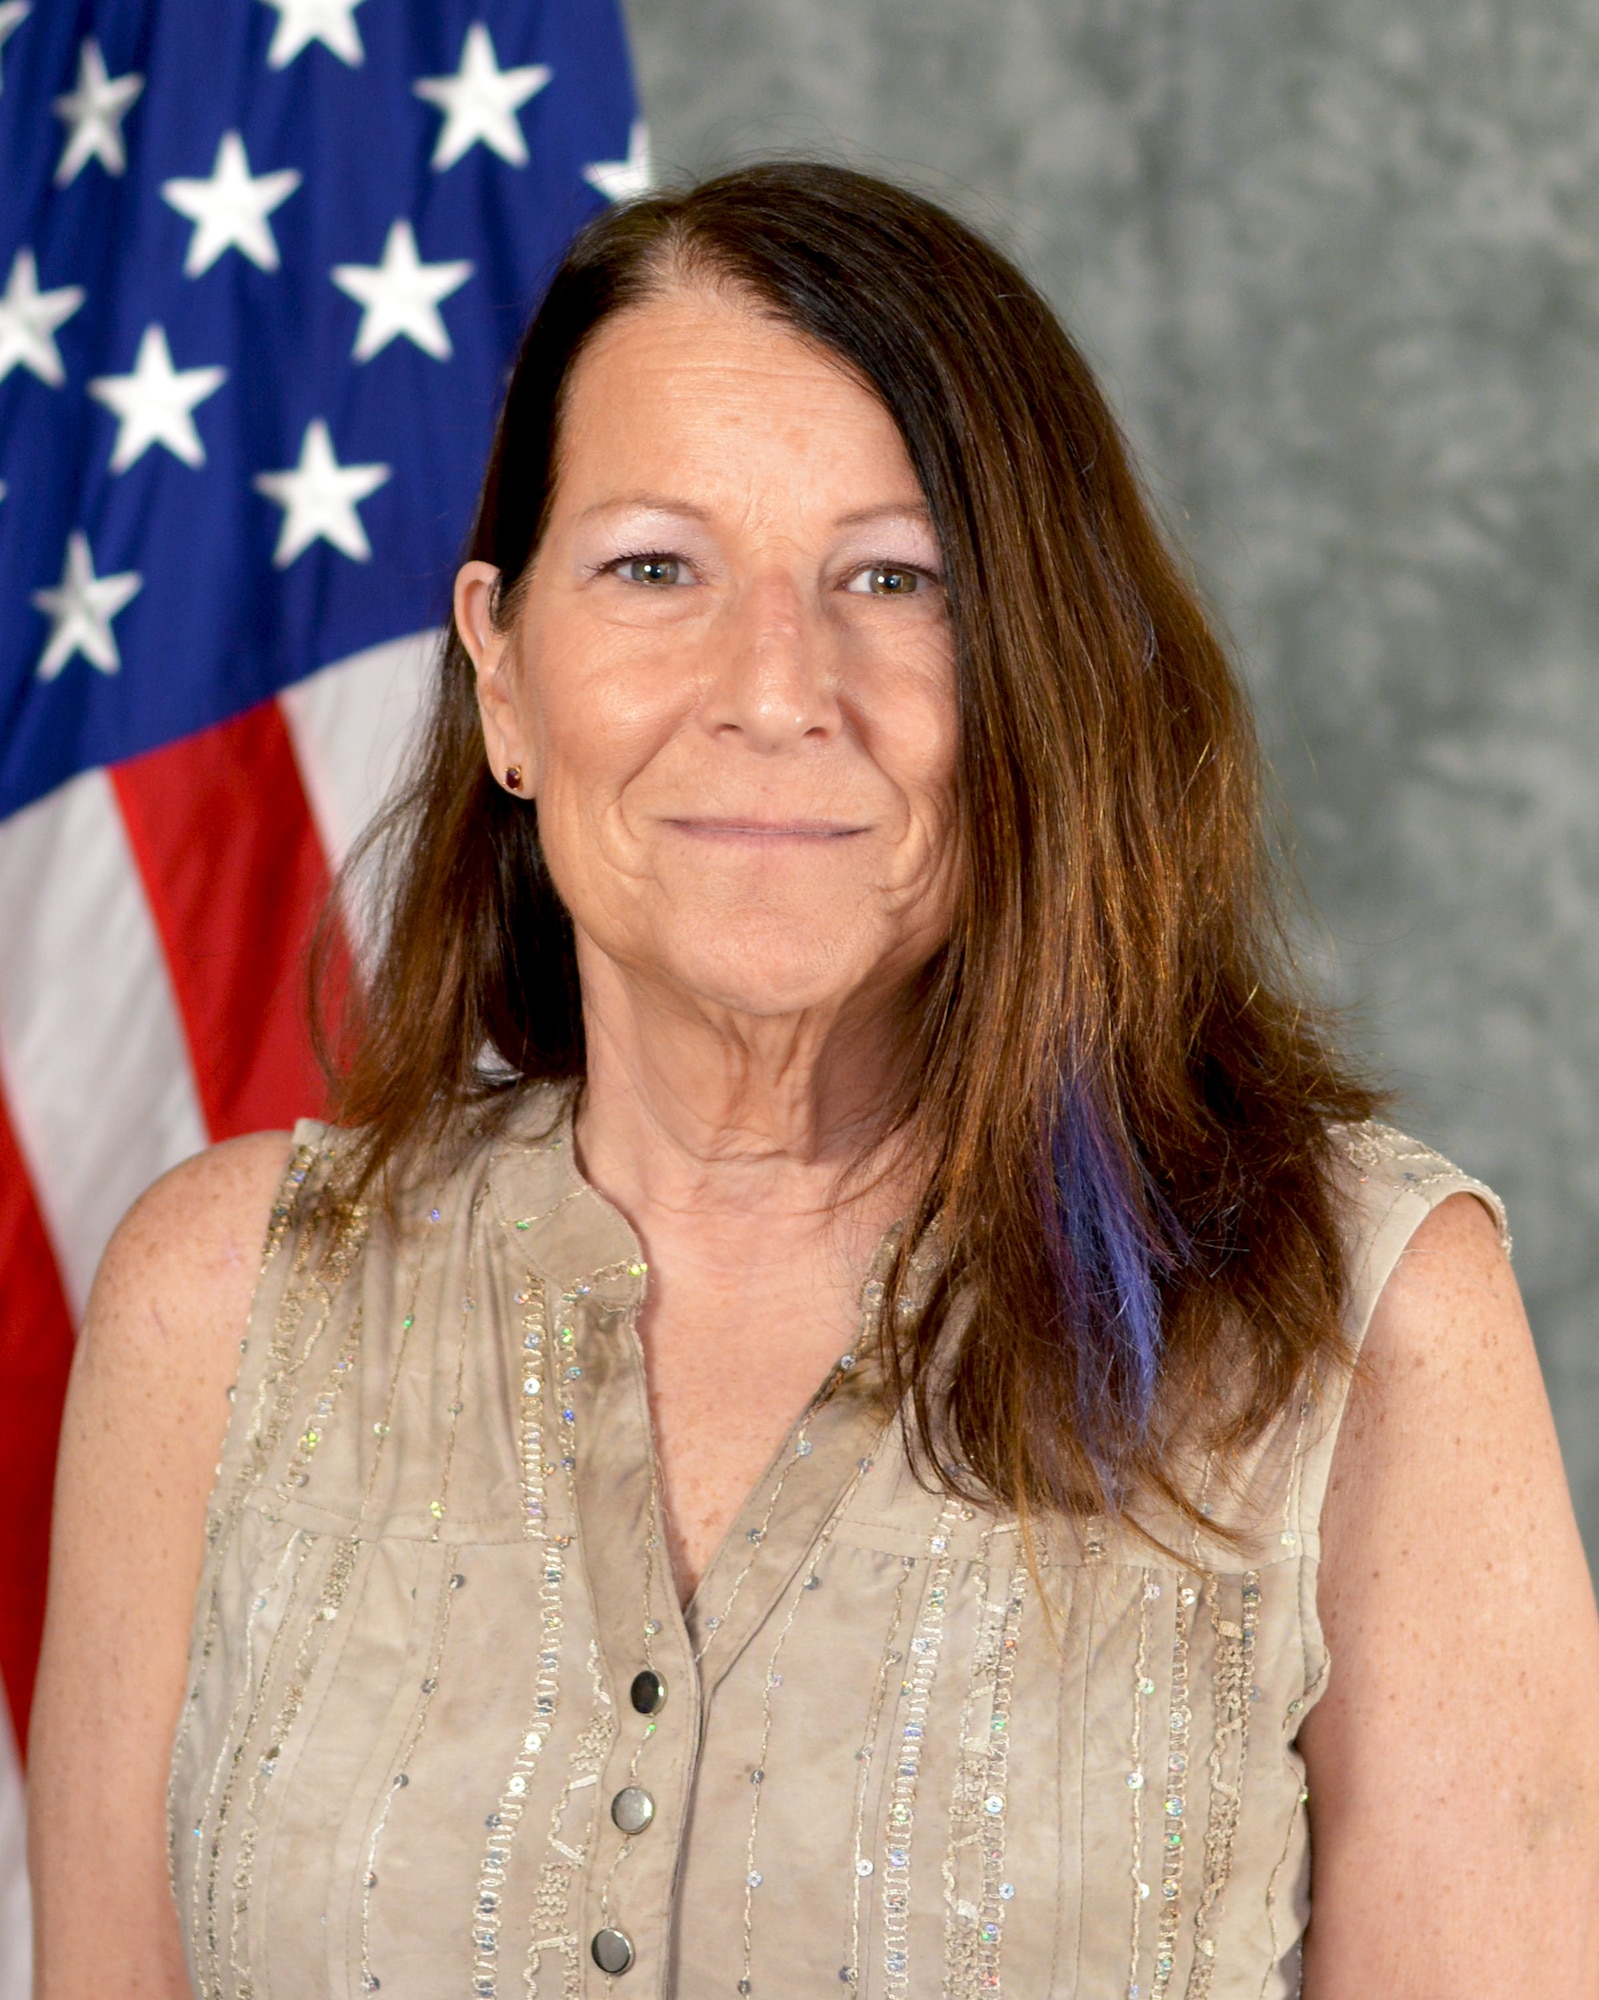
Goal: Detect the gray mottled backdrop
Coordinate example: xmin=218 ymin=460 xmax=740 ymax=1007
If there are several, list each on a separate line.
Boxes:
xmin=623 ymin=0 xmax=1599 ymax=1557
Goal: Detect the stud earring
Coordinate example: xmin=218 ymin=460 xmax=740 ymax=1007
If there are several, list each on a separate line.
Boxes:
xmin=505 ymin=765 xmax=522 ymax=792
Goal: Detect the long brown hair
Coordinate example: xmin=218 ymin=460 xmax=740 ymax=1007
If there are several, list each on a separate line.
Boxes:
xmin=327 ymin=162 xmax=1380 ymax=1530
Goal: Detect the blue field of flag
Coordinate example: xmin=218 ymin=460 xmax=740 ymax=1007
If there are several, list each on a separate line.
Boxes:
xmin=0 ymin=0 xmax=643 ymax=819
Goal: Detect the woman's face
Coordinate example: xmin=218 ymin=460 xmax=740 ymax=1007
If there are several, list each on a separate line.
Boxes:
xmin=457 ymin=282 xmax=959 ymax=1025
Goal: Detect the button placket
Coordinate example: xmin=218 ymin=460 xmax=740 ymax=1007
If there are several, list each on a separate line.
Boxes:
xmin=564 ymin=1270 xmax=697 ymax=1992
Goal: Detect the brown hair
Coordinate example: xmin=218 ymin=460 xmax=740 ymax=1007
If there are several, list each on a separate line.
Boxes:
xmin=327 ymin=162 xmax=1381 ymax=1531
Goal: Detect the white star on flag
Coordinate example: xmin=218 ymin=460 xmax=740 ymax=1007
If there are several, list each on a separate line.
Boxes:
xmin=254 ymin=418 xmax=391 ymax=567
xmin=583 ymin=121 xmax=652 ymax=203
xmin=88 ymin=324 xmax=227 ymax=472
xmin=162 ymin=131 xmax=303 ymax=278
xmin=260 ymin=0 xmax=367 ymax=70
xmin=332 ymin=219 xmax=474 ymax=362
xmin=414 ymin=23 xmax=550 ymax=172
xmin=0 ymin=2 xmax=31 ymax=94
xmin=52 ymin=37 xmax=144 ymax=186
xmin=0 ymin=246 xmax=85 ymax=388
xmin=32 ymin=530 xmax=143 ymax=681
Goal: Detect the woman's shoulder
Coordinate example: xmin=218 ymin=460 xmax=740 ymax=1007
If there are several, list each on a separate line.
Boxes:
xmin=1159 ymin=1120 xmax=1512 ymax=1558
xmin=1323 ymin=1118 xmax=1509 ymax=1350
xmin=93 ymin=1127 xmax=304 ymax=1344
xmin=60 ymin=1130 xmax=308 ymax=1556
xmin=119 ymin=1080 xmax=581 ymax=1293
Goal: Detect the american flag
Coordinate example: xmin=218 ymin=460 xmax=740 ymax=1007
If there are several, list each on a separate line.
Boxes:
xmin=0 ymin=0 xmax=643 ymax=1976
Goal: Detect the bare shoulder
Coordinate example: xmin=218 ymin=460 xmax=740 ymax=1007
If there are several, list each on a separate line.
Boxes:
xmin=1299 ymin=1189 xmax=1599 ymax=1995
xmin=96 ymin=1126 xmax=297 ymax=1297
xmin=1356 ymin=1184 xmax=1516 ymax=1374
xmin=1317 ymin=1130 xmax=1516 ymax=1474
xmin=65 ymin=1124 xmax=298 ymax=1481
xmin=1323 ymin=1189 xmax=1552 ymax=1567
xmin=1318 ymin=1186 xmax=1584 ymax=1652
xmin=69 ymin=1129 xmax=299 ymax=1505
xmin=86 ymin=1129 xmax=296 ymax=1364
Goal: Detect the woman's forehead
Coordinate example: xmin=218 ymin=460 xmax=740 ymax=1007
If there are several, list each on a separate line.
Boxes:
xmin=574 ymin=283 xmax=878 ymax=413
xmin=552 ymin=284 xmax=921 ymax=507
xmin=584 ymin=271 xmax=839 ymax=362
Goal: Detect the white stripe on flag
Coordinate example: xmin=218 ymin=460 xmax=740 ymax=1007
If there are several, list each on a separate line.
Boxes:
xmin=281 ymin=629 xmax=434 ymax=966
xmin=280 ymin=627 xmax=434 ymax=868
xmin=0 ymin=769 xmax=208 ymax=1318
xmin=0 ymin=1706 xmax=28 ymax=2000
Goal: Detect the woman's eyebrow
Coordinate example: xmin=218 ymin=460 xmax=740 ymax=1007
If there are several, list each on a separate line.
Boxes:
xmin=576 ymin=494 xmax=714 ymax=525
xmin=832 ymin=502 xmax=936 ymax=531
xmin=575 ymin=498 xmax=934 ymax=532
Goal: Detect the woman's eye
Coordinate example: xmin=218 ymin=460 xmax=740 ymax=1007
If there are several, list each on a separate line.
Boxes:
xmin=620 ymin=555 xmax=684 ymax=586
xmin=846 ymin=565 xmax=928 ymax=597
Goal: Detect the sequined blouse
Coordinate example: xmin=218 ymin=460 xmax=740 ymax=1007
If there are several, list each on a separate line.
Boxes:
xmin=169 ymin=1090 xmax=1505 ymax=1999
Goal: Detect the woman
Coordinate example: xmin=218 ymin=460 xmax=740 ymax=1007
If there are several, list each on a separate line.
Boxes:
xmin=29 ymin=164 xmax=1599 ymax=1997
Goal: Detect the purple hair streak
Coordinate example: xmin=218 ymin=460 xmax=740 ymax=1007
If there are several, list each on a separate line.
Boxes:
xmin=1046 ymin=1079 xmax=1190 ymax=1481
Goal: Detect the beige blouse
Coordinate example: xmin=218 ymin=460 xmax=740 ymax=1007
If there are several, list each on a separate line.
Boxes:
xmin=169 ymin=1089 xmax=1504 ymax=1999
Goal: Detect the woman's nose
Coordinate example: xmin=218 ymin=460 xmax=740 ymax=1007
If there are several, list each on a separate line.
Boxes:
xmin=701 ymin=570 xmax=842 ymax=751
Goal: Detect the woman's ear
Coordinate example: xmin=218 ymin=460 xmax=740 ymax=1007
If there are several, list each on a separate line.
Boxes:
xmin=455 ymin=561 xmax=533 ymax=794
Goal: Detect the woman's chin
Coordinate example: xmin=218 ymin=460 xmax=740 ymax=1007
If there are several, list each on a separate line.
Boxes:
xmin=649 ymin=923 xmax=893 ymax=1024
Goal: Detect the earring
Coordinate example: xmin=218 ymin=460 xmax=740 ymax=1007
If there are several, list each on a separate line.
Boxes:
xmin=505 ymin=765 xmax=522 ymax=792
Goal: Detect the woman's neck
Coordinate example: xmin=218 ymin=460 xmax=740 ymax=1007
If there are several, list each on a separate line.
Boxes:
xmin=570 ymin=937 xmax=915 ymax=1271
xmin=569 ymin=937 xmax=921 ymax=1599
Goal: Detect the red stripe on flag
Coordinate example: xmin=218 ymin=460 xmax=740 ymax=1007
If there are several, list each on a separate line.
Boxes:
xmin=0 ymin=1088 xmax=76 ymax=1758
xmin=111 ymin=699 xmax=351 ymax=1141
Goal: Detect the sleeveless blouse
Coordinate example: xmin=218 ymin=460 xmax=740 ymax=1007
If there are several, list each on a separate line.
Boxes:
xmin=169 ymin=1091 xmax=1505 ymax=1999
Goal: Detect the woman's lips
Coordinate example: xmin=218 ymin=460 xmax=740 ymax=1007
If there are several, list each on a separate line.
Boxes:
xmin=664 ymin=817 xmax=868 ymax=841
